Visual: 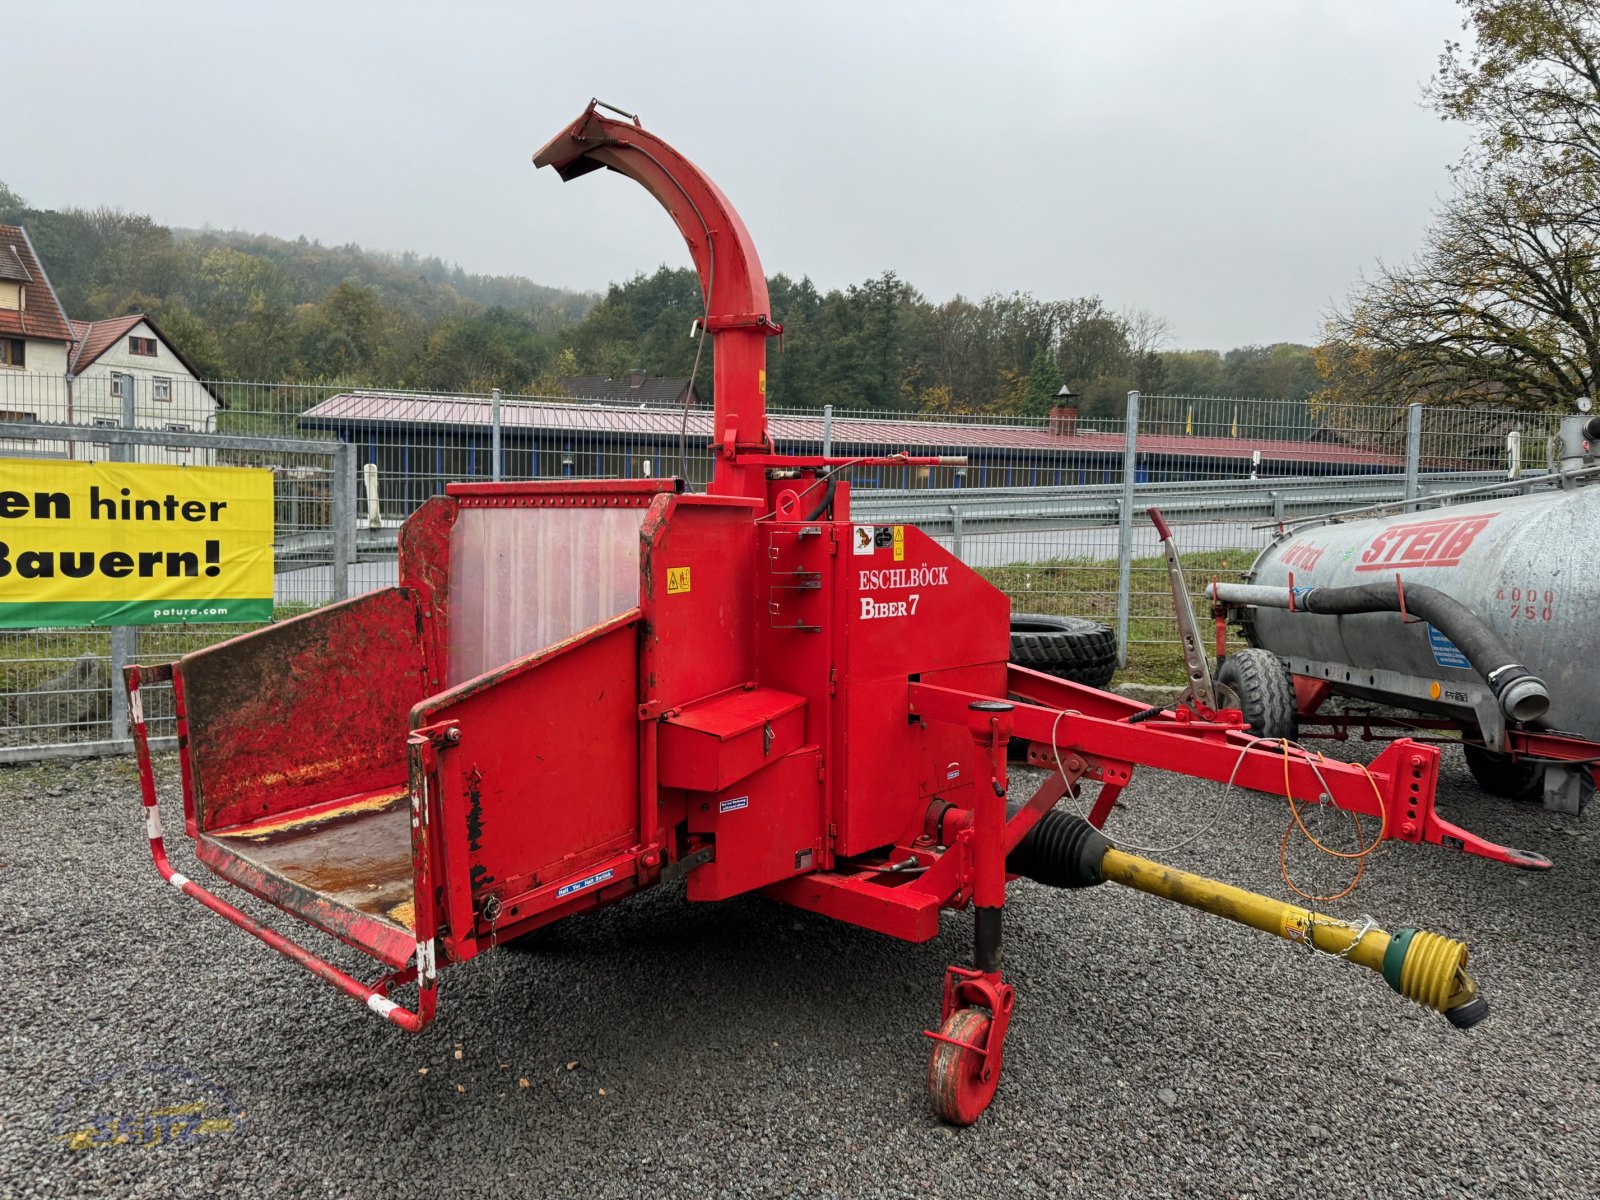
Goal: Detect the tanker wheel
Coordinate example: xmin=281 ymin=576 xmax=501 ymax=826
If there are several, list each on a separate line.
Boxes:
xmin=1216 ymin=648 xmax=1297 ymax=740
xmin=1462 ymin=744 xmax=1595 ymax=809
xmin=1010 ymin=614 xmax=1118 ymax=690
xmin=927 ymin=1008 xmax=999 ymax=1126
xmin=1462 ymin=744 xmax=1543 ymax=801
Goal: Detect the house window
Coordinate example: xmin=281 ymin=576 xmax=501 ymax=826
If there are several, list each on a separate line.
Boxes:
xmin=110 ymin=372 xmax=124 ymax=398
xmin=0 ymin=338 xmax=23 ymax=367
xmin=153 ymin=377 xmax=172 ymax=402
xmin=165 ymin=422 xmax=192 ymax=459
xmin=129 ymin=336 xmax=157 ymax=357
xmin=0 ymin=409 xmax=38 ymax=423
xmin=0 ymin=282 xmax=21 ymax=311
xmin=92 ymin=418 xmax=118 ymax=428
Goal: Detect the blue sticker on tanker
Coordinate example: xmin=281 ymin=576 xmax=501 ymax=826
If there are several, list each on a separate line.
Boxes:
xmin=719 ymin=796 xmax=749 ymax=813
xmin=556 ymin=868 xmax=614 ymax=899
xmin=1427 ymin=624 xmax=1472 ymax=669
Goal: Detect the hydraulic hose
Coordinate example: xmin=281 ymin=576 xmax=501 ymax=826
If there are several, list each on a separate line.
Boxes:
xmin=1008 ymin=810 xmax=1488 ymax=1029
xmin=1210 ymin=580 xmax=1549 ymax=723
xmin=804 ymin=474 xmax=838 ymax=522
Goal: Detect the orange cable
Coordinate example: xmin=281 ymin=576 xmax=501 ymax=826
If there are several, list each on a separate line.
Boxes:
xmin=1275 ymin=739 xmax=1384 ymax=903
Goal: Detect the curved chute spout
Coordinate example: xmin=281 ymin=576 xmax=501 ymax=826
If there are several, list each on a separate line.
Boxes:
xmin=534 ymin=101 xmax=781 ymax=496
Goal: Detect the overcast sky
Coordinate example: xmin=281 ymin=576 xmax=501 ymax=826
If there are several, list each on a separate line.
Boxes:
xmin=8 ymin=0 xmax=1469 ymax=350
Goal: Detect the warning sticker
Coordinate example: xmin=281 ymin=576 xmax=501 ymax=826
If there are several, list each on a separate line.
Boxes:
xmin=718 ymin=796 xmax=749 ymax=814
xmin=892 ymin=525 xmax=904 ymax=562
xmin=1427 ymin=624 xmax=1471 ymax=669
xmin=666 ymin=566 xmax=691 ymax=594
xmin=853 ymin=526 xmax=877 ymax=556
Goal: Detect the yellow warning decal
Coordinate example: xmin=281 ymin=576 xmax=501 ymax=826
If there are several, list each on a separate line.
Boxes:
xmin=666 ymin=566 xmax=692 ymax=594
xmin=758 ymin=369 xmax=767 ymax=396
xmin=892 ymin=525 xmax=905 ymax=562
xmin=1281 ymin=908 xmax=1310 ymax=943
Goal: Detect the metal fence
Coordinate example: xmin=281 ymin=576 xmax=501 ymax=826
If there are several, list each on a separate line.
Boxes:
xmin=0 ymin=374 xmax=1567 ymax=760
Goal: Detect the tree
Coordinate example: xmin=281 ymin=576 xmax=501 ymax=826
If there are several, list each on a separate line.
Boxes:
xmin=0 ymin=181 xmax=26 ymax=222
xmin=1320 ymin=0 xmax=1600 ymax=410
xmin=1020 ymin=346 xmax=1062 ymax=416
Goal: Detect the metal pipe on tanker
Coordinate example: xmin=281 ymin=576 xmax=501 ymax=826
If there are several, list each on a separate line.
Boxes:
xmin=1211 ymin=580 xmax=1551 ymax=722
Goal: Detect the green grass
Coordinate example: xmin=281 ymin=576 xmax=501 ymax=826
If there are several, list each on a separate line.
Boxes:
xmin=0 ymin=603 xmax=321 ymax=693
xmin=979 ymin=548 xmax=1259 ymax=687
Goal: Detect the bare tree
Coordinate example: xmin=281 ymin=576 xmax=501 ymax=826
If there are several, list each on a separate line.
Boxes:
xmin=1319 ymin=0 xmax=1600 ymax=411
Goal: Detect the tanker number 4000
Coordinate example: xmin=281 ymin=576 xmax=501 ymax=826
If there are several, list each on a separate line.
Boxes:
xmin=860 ymin=593 xmax=920 ymax=620
xmin=1496 ymin=586 xmax=1555 ymax=621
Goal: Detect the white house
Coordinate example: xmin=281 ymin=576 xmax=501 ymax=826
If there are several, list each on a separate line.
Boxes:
xmin=0 ymin=223 xmax=221 ymax=462
xmin=68 ymin=314 xmax=220 ymax=460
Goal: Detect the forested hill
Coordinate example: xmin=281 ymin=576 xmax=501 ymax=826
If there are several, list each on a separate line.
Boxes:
xmin=0 ymin=180 xmax=596 ymax=389
xmin=0 ymin=179 xmax=1320 ymax=412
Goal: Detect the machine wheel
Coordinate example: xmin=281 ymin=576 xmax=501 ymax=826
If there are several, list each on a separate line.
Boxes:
xmin=1009 ymin=614 xmax=1118 ymax=690
xmin=927 ymin=1008 xmax=999 ymax=1126
xmin=1216 ymin=649 xmax=1297 ymax=740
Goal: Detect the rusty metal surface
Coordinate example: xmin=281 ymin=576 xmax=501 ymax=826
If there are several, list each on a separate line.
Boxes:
xmin=180 ymin=587 xmax=428 ymax=833
xmin=194 ymin=787 xmax=416 ymax=968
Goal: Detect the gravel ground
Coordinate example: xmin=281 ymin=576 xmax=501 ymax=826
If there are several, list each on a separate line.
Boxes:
xmin=2 ymin=746 xmax=1598 ymax=1199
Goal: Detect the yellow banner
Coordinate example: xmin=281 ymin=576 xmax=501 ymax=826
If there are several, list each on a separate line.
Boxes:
xmin=0 ymin=460 xmax=274 ymax=627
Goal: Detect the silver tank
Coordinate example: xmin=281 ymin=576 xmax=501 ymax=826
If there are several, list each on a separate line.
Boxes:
xmin=1245 ymin=484 xmax=1600 ymax=740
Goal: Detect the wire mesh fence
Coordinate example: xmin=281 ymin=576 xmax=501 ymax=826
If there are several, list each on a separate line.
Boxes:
xmin=0 ymin=376 xmax=1574 ymax=759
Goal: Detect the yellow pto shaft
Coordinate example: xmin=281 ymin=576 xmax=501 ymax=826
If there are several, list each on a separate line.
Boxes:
xmin=1099 ymin=847 xmax=1488 ymax=1028
xmin=1004 ymin=810 xmax=1487 ymax=1028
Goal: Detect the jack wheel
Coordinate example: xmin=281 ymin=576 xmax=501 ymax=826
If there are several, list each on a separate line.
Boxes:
xmin=927 ymin=1008 xmax=998 ymax=1126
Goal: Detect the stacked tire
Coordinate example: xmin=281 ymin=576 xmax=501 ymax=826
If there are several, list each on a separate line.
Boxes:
xmin=1008 ymin=614 xmax=1118 ymax=690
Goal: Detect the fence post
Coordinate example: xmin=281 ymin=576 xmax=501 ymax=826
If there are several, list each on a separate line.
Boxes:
xmin=491 ymin=388 xmax=503 ymax=482
xmin=109 ymin=376 xmax=137 ymax=743
xmin=1404 ymin=402 xmax=1422 ymax=509
xmin=949 ymin=505 xmax=964 ymax=562
xmin=331 ymin=441 xmax=356 ymax=604
xmin=822 ymin=404 xmax=834 ymax=458
xmin=1114 ymin=390 xmax=1141 ymax=668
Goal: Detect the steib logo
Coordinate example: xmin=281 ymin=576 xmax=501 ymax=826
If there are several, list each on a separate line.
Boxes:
xmin=54 ymin=1063 xmax=243 ymax=1150
xmin=1355 ymin=514 xmax=1496 ymax=572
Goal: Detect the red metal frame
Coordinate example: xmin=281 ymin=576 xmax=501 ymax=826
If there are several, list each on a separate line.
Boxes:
xmin=127 ymin=663 xmax=439 ymax=1032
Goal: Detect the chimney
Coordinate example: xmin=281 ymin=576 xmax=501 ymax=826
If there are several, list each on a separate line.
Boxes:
xmin=629 ymin=369 xmax=645 ymax=389
xmin=1048 ymin=404 xmax=1079 ymax=436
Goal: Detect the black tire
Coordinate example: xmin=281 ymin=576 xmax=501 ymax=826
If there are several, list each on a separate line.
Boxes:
xmin=1462 ymin=744 xmax=1542 ymax=801
xmin=1216 ymin=648 xmax=1297 ymax=740
xmin=1461 ymin=744 xmax=1595 ymax=811
xmin=1009 ymin=614 xmax=1118 ymax=690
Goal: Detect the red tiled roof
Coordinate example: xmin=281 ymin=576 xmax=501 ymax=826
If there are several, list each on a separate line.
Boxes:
xmin=69 ymin=314 xmax=148 ymax=374
xmin=0 ymin=225 xmax=74 ymax=343
xmin=301 ymin=392 xmax=1403 ymax=467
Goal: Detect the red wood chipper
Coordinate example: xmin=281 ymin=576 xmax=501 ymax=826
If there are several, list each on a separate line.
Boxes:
xmin=128 ymin=102 xmax=1510 ymax=1125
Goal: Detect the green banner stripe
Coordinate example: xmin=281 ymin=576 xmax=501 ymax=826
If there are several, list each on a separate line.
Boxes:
xmin=0 ymin=598 xmax=274 ymax=628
